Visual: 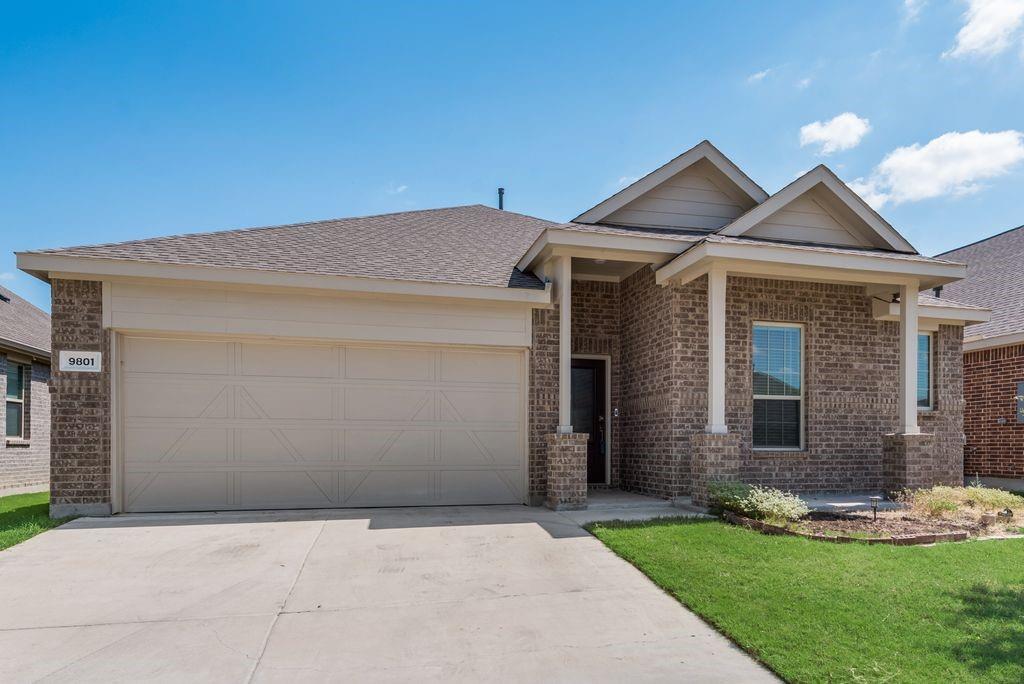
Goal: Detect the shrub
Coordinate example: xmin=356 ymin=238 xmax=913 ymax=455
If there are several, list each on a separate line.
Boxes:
xmin=707 ymin=481 xmax=808 ymax=524
xmin=707 ymin=481 xmax=752 ymax=515
xmin=743 ymin=486 xmax=810 ymax=524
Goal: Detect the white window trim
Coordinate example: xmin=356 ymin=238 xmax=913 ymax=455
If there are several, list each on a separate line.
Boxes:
xmin=918 ymin=331 xmax=934 ymax=412
xmin=5 ymin=362 xmax=26 ymax=440
xmin=752 ymin=321 xmax=805 ymax=452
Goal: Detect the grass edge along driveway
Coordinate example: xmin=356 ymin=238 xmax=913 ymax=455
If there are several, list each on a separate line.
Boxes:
xmin=588 ymin=517 xmax=1024 ymax=684
xmin=0 ymin=492 xmax=73 ymax=551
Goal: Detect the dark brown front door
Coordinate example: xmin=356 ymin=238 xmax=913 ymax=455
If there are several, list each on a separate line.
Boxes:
xmin=571 ymin=358 xmax=607 ymax=484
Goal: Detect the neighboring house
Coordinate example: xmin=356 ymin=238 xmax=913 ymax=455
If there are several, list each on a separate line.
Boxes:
xmin=17 ymin=141 xmax=988 ymax=518
xmin=0 ymin=284 xmax=51 ymax=493
xmin=937 ymin=226 xmax=1024 ymax=480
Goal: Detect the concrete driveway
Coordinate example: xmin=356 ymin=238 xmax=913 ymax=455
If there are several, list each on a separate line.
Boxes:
xmin=0 ymin=506 xmax=773 ymax=683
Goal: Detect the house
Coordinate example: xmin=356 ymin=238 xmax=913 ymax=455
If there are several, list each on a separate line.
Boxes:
xmin=0 ymin=284 xmax=51 ymax=494
xmin=937 ymin=226 xmax=1024 ymax=482
xmin=17 ymin=141 xmax=988 ymax=518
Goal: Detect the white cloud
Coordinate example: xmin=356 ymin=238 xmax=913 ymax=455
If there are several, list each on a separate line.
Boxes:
xmin=746 ymin=69 xmax=771 ymax=83
xmin=944 ymin=0 xmax=1024 ymax=59
xmin=386 ymin=183 xmax=408 ymax=195
xmin=799 ymin=113 xmax=872 ymax=155
xmin=616 ymin=176 xmax=639 ymax=188
xmin=848 ymin=129 xmax=1024 ymax=208
xmin=0 ymin=272 xmax=14 ymax=281
xmin=903 ymin=0 xmax=927 ymax=23
xmin=796 ymin=77 xmax=813 ymax=89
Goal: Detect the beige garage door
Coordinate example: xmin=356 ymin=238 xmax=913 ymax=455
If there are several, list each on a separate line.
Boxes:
xmin=120 ymin=336 xmax=526 ymax=512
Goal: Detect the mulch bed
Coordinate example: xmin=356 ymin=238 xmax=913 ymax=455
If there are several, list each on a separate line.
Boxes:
xmin=722 ymin=510 xmax=973 ymax=545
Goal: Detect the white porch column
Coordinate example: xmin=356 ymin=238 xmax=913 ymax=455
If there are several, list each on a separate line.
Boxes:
xmin=557 ymin=255 xmax=573 ymax=433
xmin=898 ymin=280 xmax=920 ymax=435
xmin=706 ymin=267 xmax=728 ymax=434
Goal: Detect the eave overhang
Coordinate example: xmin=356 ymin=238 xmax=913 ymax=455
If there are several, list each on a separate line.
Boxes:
xmin=516 ymin=228 xmax=688 ymax=276
xmin=871 ymin=299 xmax=991 ymax=327
xmin=655 ymin=240 xmax=967 ymax=292
xmin=17 ymin=253 xmax=553 ymax=307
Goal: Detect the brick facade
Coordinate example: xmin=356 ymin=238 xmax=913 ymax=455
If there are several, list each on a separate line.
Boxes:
xmin=690 ymin=432 xmax=742 ymax=506
xmin=49 ymin=279 xmax=111 ymax=517
xmin=532 ymin=270 xmax=965 ymax=501
xmin=883 ymin=432 xmax=938 ymax=493
xmin=545 ymin=433 xmax=588 ymax=510
xmin=50 ymin=271 xmax=967 ymax=513
xmin=963 ymin=343 xmax=1024 ymax=479
xmin=0 ymin=353 xmax=51 ymax=492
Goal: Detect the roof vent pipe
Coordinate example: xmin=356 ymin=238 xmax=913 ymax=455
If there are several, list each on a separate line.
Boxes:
xmin=498 ymin=187 xmax=505 ymax=210
xmin=932 ymin=285 xmax=942 ymax=299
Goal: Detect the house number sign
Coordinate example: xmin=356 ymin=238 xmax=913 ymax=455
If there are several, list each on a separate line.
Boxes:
xmin=59 ymin=351 xmax=102 ymax=373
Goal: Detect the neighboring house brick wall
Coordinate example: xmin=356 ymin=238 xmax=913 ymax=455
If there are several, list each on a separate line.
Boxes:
xmin=0 ymin=353 xmax=51 ymax=492
xmin=50 ymin=279 xmax=111 ymax=517
xmin=963 ymin=343 xmax=1024 ymax=479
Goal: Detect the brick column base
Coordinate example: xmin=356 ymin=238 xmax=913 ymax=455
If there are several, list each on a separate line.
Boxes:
xmin=545 ymin=433 xmax=588 ymax=510
xmin=690 ymin=432 xmax=742 ymax=507
xmin=883 ymin=432 xmax=936 ymax=495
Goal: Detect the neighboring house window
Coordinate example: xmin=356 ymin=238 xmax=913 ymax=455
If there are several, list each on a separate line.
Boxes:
xmin=6 ymin=363 xmax=26 ymax=438
xmin=918 ymin=332 xmax=933 ymax=410
xmin=752 ymin=323 xmax=803 ymax=450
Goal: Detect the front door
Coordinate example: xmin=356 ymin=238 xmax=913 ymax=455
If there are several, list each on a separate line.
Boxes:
xmin=571 ymin=358 xmax=607 ymax=484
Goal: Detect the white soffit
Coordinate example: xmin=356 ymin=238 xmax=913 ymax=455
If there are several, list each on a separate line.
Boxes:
xmin=572 ymin=140 xmax=769 ymax=226
xmin=717 ymin=166 xmax=916 ymax=253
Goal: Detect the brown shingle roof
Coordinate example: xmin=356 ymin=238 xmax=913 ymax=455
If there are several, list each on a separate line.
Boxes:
xmin=937 ymin=225 xmax=1024 ymax=340
xmin=0 ymin=285 xmax=50 ymax=356
xmin=27 ymin=205 xmax=552 ymax=290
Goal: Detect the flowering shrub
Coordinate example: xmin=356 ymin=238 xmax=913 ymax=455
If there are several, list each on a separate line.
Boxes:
xmin=708 ymin=481 xmax=809 ymax=524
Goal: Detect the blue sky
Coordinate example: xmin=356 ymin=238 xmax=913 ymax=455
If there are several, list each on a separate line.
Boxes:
xmin=3 ymin=1 xmax=1023 ymax=311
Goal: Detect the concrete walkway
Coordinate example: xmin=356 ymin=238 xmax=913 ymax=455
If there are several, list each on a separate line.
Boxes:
xmin=0 ymin=505 xmax=773 ymax=683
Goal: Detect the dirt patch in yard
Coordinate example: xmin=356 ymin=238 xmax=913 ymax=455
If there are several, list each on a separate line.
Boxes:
xmin=796 ymin=511 xmax=983 ymax=538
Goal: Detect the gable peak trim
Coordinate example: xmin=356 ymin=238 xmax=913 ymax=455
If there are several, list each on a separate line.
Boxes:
xmin=572 ymin=140 xmax=770 ymax=225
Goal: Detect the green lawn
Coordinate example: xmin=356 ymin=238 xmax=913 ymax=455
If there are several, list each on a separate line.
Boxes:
xmin=0 ymin=491 xmax=71 ymax=551
xmin=588 ymin=518 xmax=1024 ymax=684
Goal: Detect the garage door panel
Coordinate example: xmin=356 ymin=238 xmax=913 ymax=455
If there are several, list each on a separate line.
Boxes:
xmin=344 ymin=430 xmax=435 ymax=465
xmin=124 ymin=338 xmax=230 ymax=375
xmin=343 ymin=470 xmax=433 ymax=507
xmin=439 ymin=470 xmax=522 ymax=504
xmin=125 ymin=427 xmax=229 ymax=464
xmin=279 ymin=429 xmax=334 ymax=461
xmin=440 ymin=350 xmax=521 ymax=384
xmin=439 ymin=390 xmax=519 ymax=424
xmin=242 ymin=386 xmax=333 ymax=420
xmin=121 ymin=337 xmax=526 ymax=512
xmin=437 ymin=430 xmax=522 ymax=466
xmin=344 ymin=388 xmax=433 ymax=422
xmin=240 ymin=343 xmax=338 ymax=378
xmin=238 ymin=471 xmax=336 ymax=508
xmin=124 ymin=383 xmax=229 ymax=419
xmin=344 ymin=347 xmax=433 ymax=381
xmin=125 ymin=472 xmax=231 ymax=512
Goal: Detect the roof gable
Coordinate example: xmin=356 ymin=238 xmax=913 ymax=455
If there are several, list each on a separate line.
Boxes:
xmin=573 ymin=140 xmax=769 ymax=229
xmin=717 ymin=166 xmax=916 ymax=253
xmin=0 ymin=284 xmax=51 ymax=357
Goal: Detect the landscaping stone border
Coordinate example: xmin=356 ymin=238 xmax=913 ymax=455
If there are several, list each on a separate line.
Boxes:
xmin=722 ymin=511 xmax=969 ymax=546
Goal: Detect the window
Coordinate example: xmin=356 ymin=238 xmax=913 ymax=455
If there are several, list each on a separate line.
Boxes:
xmin=5 ymin=363 xmax=25 ymax=438
xmin=752 ymin=323 xmax=803 ymax=449
xmin=918 ymin=332 xmax=932 ymax=410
